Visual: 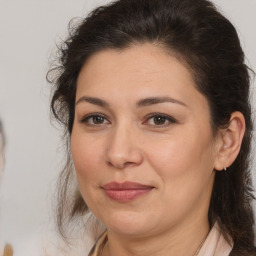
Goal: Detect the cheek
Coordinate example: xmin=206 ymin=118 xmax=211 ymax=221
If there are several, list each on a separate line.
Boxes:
xmin=71 ymin=133 xmax=106 ymax=209
xmin=144 ymin=130 xmax=215 ymax=217
xmin=71 ymin=133 xmax=103 ymax=185
xmin=145 ymin=127 xmax=215 ymax=185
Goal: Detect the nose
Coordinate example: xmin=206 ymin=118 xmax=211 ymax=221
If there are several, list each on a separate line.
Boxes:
xmin=105 ymin=124 xmax=143 ymax=169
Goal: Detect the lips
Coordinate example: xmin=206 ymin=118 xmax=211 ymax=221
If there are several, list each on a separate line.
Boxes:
xmin=102 ymin=182 xmax=154 ymax=202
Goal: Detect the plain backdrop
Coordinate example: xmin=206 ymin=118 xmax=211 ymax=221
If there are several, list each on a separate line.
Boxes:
xmin=0 ymin=0 xmax=255 ymax=255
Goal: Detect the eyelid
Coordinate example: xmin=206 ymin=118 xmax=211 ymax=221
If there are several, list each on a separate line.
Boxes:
xmin=79 ymin=112 xmax=176 ymax=128
xmin=80 ymin=113 xmax=111 ymax=125
xmin=143 ymin=113 xmax=177 ymax=127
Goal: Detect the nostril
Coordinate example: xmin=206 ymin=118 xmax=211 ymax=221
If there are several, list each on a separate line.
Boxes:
xmin=106 ymin=159 xmax=142 ymax=170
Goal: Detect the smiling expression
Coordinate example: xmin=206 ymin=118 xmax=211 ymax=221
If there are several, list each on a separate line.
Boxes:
xmin=71 ymin=44 xmax=220 ymax=238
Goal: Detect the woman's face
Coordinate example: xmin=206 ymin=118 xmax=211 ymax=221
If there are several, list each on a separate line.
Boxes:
xmin=71 ymin=44 xmax=220 ymax=238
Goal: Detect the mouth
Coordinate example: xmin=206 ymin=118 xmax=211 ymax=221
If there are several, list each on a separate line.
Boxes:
xmin=102 ymin=181 xmax=154 ymax=202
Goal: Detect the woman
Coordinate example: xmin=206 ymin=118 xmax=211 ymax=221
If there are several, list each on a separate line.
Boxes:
xmin=48 ymin=0 xmax=256 ymax=255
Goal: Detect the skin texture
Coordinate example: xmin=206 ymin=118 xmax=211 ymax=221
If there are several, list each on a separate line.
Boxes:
xmin=71 ymin=44 xmax=245 ymax=256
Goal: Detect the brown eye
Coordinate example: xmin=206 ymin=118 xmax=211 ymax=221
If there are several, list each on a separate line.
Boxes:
xmin=80 ymin=114 xmax=110 ymax=126
xmin=93 ymin=116 xmax=105 ymax=124
xmin=153 ymin=116 xmax=167 ymax=125
xmin=144 ymin=113 xmax=176 ymax=127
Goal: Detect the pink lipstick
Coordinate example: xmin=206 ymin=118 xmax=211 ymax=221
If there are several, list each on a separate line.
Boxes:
xmin=102 ymin=182 xmax=154 ymax=202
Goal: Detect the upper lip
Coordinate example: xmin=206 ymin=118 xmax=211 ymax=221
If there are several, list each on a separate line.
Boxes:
xmin=102 ymin=181 xmax=154 ymax=190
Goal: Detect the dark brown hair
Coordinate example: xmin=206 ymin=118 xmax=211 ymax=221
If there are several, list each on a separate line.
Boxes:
xmin=48 ymin=0 xmax=256 ymax=254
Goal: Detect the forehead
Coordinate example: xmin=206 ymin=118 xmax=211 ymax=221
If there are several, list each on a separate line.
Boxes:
xmin=76 ymin=44 xmax=209 ymax=111
xmin=77 ymin=44 xmax=197 ymax=95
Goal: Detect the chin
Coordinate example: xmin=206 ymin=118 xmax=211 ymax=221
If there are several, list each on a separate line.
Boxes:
xmin=102 ymin=210 xmax=156 ymax=237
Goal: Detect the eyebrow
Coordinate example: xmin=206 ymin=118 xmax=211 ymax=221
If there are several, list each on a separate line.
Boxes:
xmin=76 ymin=96 xmax=188 ymax=108
xmin=76 ymin=96 xmax=110 ymax=107
xmin=136 ymin=97 xmax=188 ymax=108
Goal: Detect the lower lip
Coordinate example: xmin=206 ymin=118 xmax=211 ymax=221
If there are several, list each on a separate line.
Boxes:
xmin=104 ymin=188 xmax=153 ymax=202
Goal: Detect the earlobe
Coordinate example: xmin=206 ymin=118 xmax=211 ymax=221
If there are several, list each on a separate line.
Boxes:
xmin=214 ymin=111 xmax=245 ymax=171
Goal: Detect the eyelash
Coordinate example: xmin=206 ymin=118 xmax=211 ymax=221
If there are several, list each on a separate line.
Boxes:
xmin=80 ymin=113 xmax=110 ymax=126
xmin=80 ymin=113 xmax=176 ymax=128
xmin=144 ymin=113 xmax=177 ymax=127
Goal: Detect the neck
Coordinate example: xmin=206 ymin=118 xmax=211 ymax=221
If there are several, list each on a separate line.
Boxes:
xmin=103 ymin=218 xmax=210 ymax=256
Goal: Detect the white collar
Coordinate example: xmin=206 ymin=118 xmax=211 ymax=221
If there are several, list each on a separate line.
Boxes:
xmin=197 ymin=222 xmax=233 ymax=256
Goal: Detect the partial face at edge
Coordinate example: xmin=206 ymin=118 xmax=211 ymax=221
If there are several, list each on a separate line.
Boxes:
xmin=0 ymin=130 xmax=4 ymax=174
xmin=71 ymin=44 xmax=220 ymax=237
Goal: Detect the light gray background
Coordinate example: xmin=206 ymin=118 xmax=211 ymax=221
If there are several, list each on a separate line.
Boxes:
xmin=0 ymin=0 xmax=255 ymax=255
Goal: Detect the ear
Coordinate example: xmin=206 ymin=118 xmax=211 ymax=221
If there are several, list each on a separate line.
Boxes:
xmin=214 ymin=111 xmax=246 ymax=171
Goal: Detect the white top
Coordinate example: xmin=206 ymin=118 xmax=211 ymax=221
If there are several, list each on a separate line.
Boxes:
xmin=198 ymin=222 xmax=233 ymax=256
